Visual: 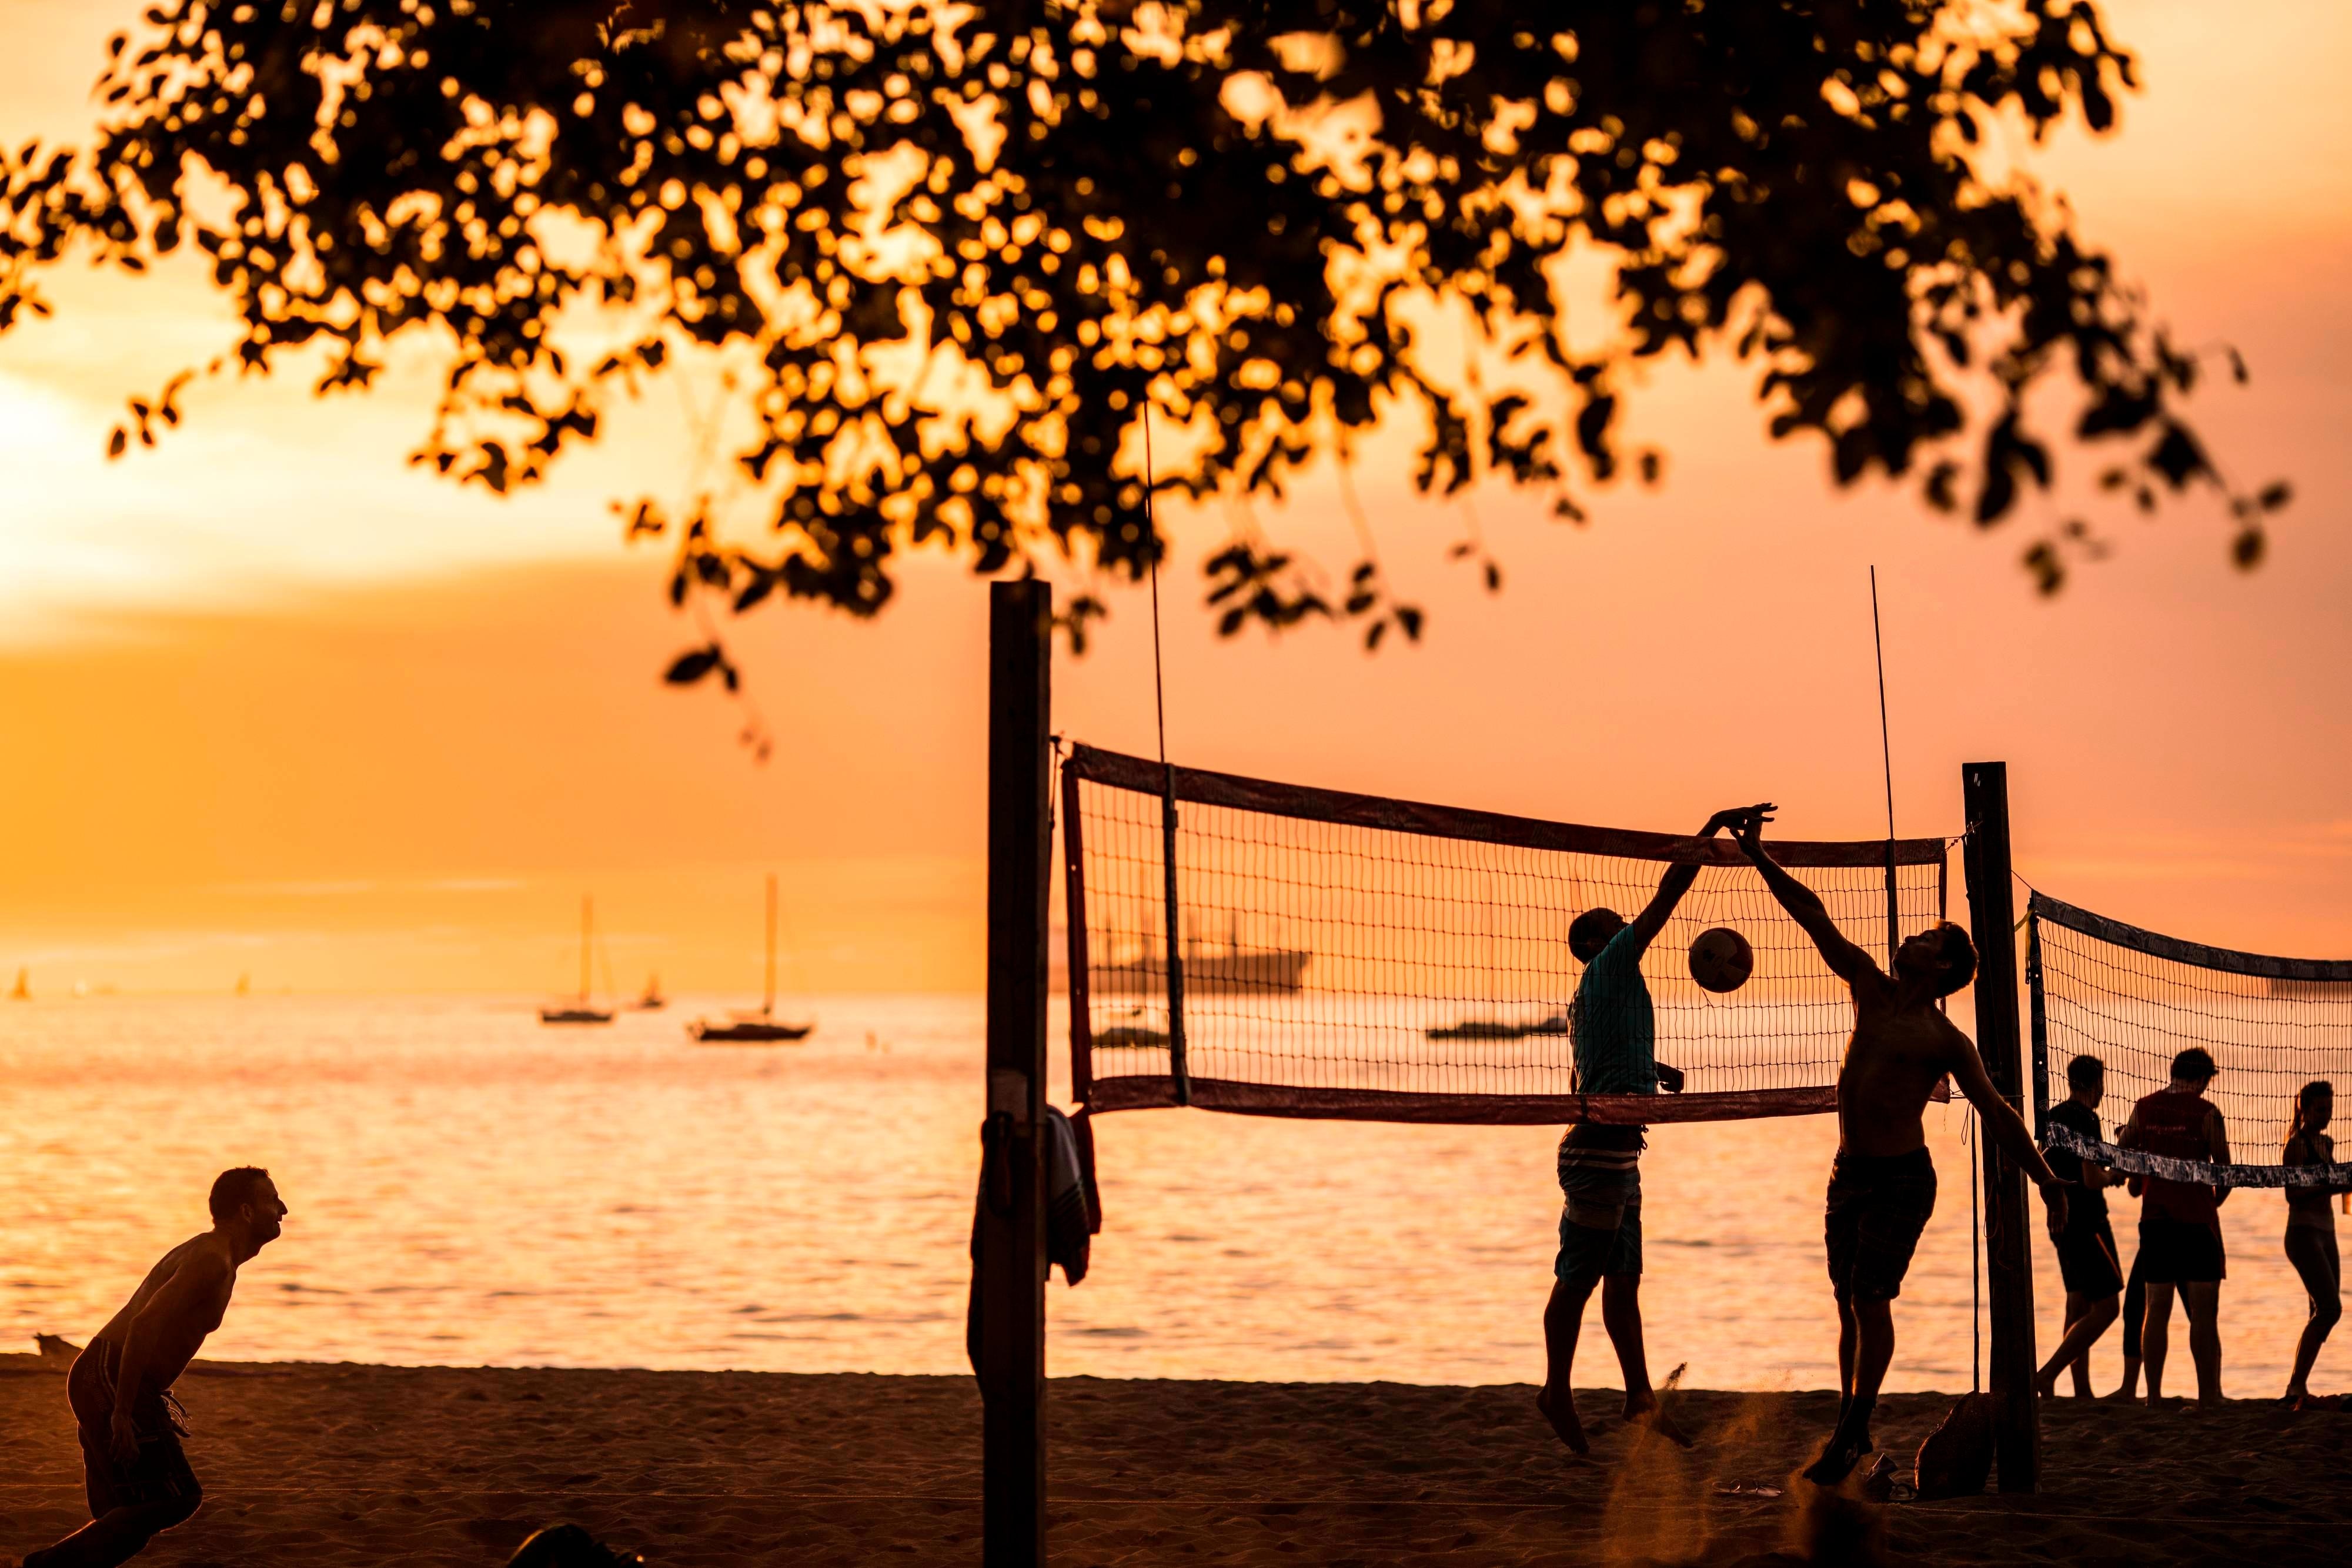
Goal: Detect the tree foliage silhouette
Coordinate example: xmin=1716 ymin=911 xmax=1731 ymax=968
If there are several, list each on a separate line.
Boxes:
xmin=0 ymin=0 xmax=2286 ymax=661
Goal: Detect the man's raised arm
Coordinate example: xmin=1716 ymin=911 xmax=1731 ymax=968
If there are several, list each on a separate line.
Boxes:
xmin=1948 ymin=1028 xmax=2070 ymax=1231
xmin=1621 ymin=804 xmax=1775 ymax=958
xmin=1729 ymin=810 xmax=1879 ymax=985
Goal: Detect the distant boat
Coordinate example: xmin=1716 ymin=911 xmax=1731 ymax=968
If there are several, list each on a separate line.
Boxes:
xmin=540 ymin=895 xmax=616 ymax=1026
xmin=234 ymin=972 xmax=250 ymax=998
xmin=1426 ymin=1012 xmax=1568 ymax=1042
xmin=1091 ymin=915 xmax=1312 ymax=996
xmin=2269 ymin=975 xmax=2352 ymax=1001
xmin=633 ymin=974 xmax=667 ymax=1011
xmin=8 ymin=968 xmax=26 ymax=1001
xmin=690 ymin=874 xmax=812 ymax=1044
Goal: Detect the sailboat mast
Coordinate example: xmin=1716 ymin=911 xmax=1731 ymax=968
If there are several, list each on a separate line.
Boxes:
xmin=580 ymin=895 xmax=593 ymax=1002
xmin=763 ymin=874 xmax=777 ymax=1016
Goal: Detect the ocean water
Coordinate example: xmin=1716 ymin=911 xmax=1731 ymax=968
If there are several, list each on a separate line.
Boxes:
xmin=0 ymin=995 xmax=2337 ymax=1395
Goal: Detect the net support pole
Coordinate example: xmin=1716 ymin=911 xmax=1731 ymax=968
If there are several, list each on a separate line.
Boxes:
xmin=1161 ymin=787 xmax=1191 ymax=1105
xmin=980 ymin=579 xmax=1050 ymax=1568
xmin=1960 ymin=761 xmax=2039 ymax=1494
xmin=2025 ymin=905 xmax=2050 ymax=1139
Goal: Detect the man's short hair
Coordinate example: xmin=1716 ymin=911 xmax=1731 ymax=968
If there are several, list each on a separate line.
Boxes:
xmin=1926 ymin=921 xmax=1976 ymax=997
xmin=2066 ymin=1054 xmax=2104 ymax=1090
xmin=2170 ymin=1047 xmax=2218 ymax=1084
xmin=209 ymin=1166 xmax=273 ymax=1222
xmin=1568 ymin=908 xmax=1623 ymax=959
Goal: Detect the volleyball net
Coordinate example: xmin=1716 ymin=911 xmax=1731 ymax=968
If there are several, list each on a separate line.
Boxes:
xmin=1060 ymin=744 xmax=1949 ymax=1125
xmin=2029 ymin=891 xmax=2352 ymax=1187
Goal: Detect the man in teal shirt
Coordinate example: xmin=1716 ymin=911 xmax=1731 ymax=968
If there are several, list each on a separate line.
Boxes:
xmin=1537 ymin=803 xmax=1764 ymax=1456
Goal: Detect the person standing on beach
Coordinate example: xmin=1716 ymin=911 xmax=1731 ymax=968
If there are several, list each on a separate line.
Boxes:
xmin=1732 ymin=810 xmax=2067 ymax=1485
xmin=1536 ymin=804 xmax=1762 ymax=1456
xmin=2036 ymin=1055 xmax=2125 ymax=1396
xmin=21 ymin=1168 xmax=288 ymax=1568
xmin=2117 ymin=1048 xmax=2230 ymax=1406
xmin=2280 ymin=1081 xmax=2343 ymax=1407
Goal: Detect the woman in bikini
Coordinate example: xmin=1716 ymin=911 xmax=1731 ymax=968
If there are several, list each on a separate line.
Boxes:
xmin=2283 ymin=1081 xmax=2344 ymax=1408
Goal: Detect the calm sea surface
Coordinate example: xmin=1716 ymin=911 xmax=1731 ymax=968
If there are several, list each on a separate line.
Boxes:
xmin=1 ymin=995 xmax=2337 ymax=1395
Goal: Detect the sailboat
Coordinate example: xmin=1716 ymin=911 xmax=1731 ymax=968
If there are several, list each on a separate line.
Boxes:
xmin=633 ymin=974 xmax=667 ymax=1011
xmin=8 ymin=968 xmax=27 ymax=1001
xmin=689 ymin=874 xmax=812 ymax=1044
xmin=539 ymin=895 xmax=616 ymax=1025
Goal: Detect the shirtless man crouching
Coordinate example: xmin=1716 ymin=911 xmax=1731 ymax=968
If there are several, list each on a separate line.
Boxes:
xmin=22 ymin=1168 xmax=288 ymax=1568
xmin=1733 ymin=811 xmax=2066 ymax=1486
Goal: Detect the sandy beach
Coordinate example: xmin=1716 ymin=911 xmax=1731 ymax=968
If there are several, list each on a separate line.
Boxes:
xmin=4 ymin=1356 xmax=2344 ymax=1566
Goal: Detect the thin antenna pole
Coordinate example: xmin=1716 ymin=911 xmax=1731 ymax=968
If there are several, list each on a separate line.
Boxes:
xmin=1870 ymin=568 xmax=1900 ymax=965
xmin=1144 ymin=408 xmax=1190 ymax=1105
xmin=1147 ymin=410 xmax=1170 ymax=780
xmin=581 ymin=895 xmax=593 ymax=1002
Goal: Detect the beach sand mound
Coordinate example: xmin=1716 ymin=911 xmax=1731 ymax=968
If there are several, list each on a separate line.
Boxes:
xmin=3 ymin=1360 xmax=2346 ymax=1566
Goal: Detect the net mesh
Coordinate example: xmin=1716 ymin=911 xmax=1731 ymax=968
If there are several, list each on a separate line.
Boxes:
xmin=1063 ymin=744 xmax=1949 ymax=1125
xmin=2030 ymin=891 xmax=2352 ymax=1163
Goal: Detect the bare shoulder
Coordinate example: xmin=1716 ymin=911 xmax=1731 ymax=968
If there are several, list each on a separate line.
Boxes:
xmin=162 ymin=1240 xmax=236 ymax=1298
xmin=1845 ymin=962 xmax=1896 ymax=1009
xmin=1926 ymin=1012 xmax=2000 ymax=1091
xmin=132 ymin=1235 xmax=206 ymax=1292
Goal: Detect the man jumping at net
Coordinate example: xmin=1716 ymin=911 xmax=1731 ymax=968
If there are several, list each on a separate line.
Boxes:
xmin=1537 ymin=804 xmax=1762 ymax=1458
xmin=21 ymin=1168 xmax=287 ymax=1568
xmin=1731 ymin=809 xmax=2067 ymax=1486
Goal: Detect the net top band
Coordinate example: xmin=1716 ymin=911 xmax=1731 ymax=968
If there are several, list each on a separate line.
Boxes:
xmin=2043 ymin=1120 xmax=2352 ymax=1191
xmin=1064 ymin=744 xmax=1949 ymax=870
xmin=2030 ymin=891 xmax=2352 ymax=985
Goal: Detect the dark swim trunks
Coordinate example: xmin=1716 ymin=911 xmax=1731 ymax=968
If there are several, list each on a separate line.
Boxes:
xmin=1555 ymin=1124 xmax=1645 ymax=1285
xmin=68 ymin=1341 xmax=201 ymax=1518
xmin=2137 ymin=1213 xmax=2226 ymax=1285
xmin=1825 ymin=1147 xmax=1938 ymax=1302
xmin=2055 ymin=1215 xmax=2124 ymax=1296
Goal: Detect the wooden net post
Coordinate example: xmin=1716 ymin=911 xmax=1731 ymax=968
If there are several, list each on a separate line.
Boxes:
xmin=980 ymin=580 xmax=1051 ymax=1566
xmin=1961 ymin=761 xmax=2040 ymax=1493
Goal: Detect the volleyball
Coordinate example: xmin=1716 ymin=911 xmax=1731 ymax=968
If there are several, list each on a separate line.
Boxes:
xmin=1689 ymin=927 xmax=1755 ymax=994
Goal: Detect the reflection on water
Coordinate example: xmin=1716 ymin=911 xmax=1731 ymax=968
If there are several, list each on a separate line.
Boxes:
xmin=0 ymin=996 xmax=2336 ymax=1394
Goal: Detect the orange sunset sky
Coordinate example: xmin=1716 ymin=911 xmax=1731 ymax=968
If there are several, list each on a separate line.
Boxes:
xmin=1 ymin=1 xmax=2347 ymax=997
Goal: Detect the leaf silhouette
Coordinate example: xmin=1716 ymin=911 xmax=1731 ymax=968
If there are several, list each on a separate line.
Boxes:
xmin=0 ymin=0 xmax=2286 ymax=637
xmin=663 ymin=647 xmax=723 ymax=686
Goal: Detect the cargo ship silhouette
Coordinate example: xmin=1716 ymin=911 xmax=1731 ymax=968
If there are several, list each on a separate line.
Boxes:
xmin=1088 ymin=917 xmax=1312 ymax=997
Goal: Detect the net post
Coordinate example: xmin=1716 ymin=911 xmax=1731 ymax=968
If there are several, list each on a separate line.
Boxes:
xmin=1961 ymin=761 xmax=2039 ymax=1494
xmin=1161 ymin=782 xmax=1191 ymax=1105
xmin=1061 ymin=759 xmax=1095 ymax=1109
xmin=980 ymin=580 xmax=1050 ymax=1568
xmin=2026 ymin=900 xmax=2050 ymax=1140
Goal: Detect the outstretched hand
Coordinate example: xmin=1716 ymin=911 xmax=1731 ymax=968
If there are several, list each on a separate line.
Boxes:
xmin=1701 ymin=802 xmax=1772 ymax=837
xmin=1713 ymin=803 xmax=1775 ymax=853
